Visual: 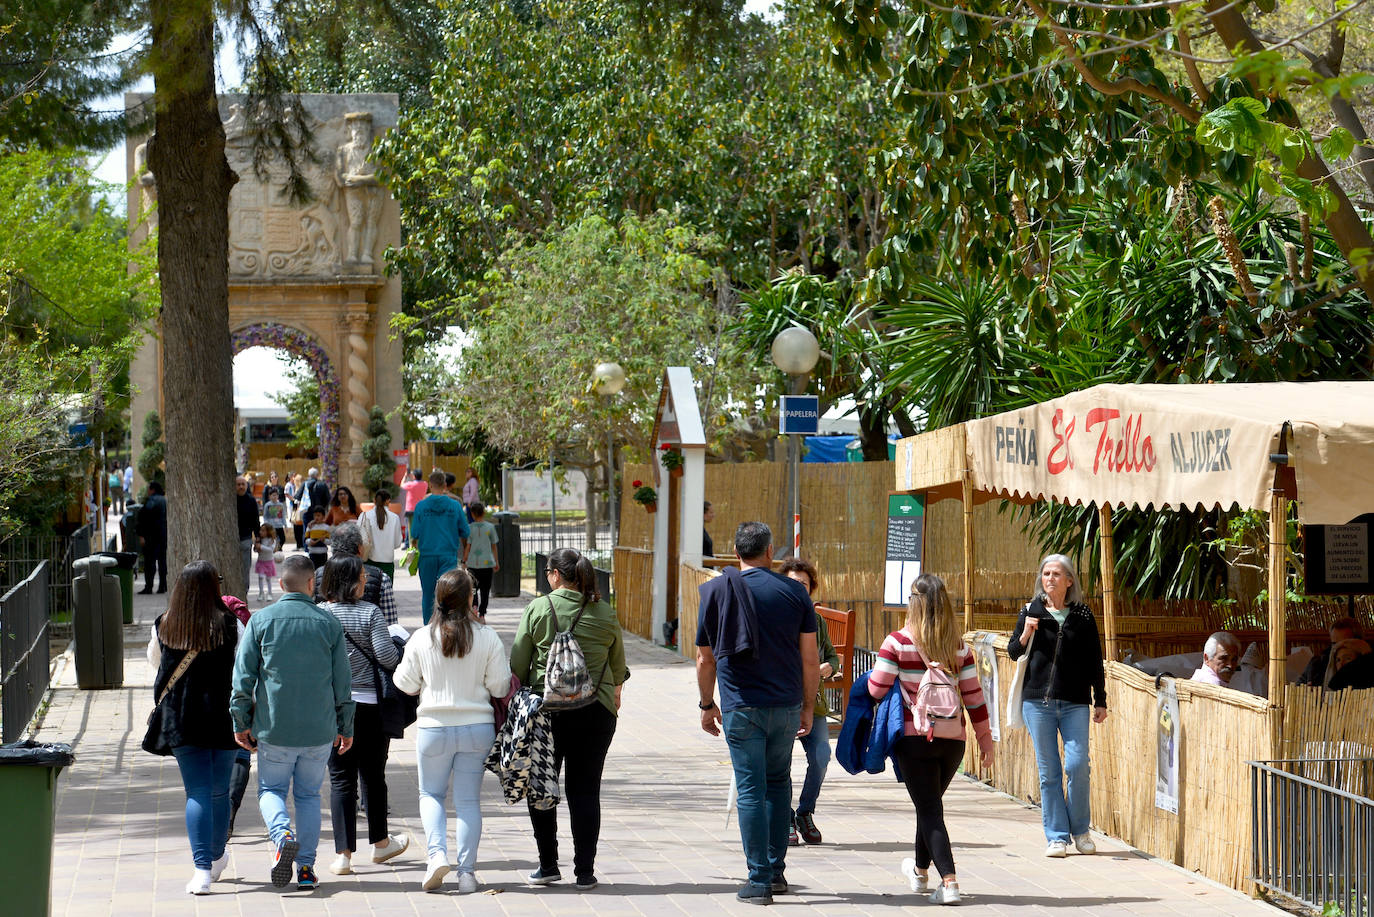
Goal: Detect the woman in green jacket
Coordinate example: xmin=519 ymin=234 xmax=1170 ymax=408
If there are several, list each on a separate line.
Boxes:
xmin=510 ymin=547 xmax=627 ymax=890
xmin=780 ymin=557 xmax=841 ymax=847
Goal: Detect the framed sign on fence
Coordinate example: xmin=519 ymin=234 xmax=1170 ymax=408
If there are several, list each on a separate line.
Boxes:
xmin=883 ymin=492 xmax=925 ymax=606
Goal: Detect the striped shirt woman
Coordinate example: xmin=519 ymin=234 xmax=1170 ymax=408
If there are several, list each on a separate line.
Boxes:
xmin=866 ymin=573 xmax=994 ymax=906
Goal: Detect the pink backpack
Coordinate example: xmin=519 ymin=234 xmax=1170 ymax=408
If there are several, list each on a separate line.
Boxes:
xmin=909 ymin=645 xmax=964 ymax=740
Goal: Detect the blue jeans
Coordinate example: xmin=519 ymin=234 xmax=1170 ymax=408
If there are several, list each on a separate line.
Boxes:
xmin=1023 ymin=700 xmax=1092 ymax=843
xmin=794 ymin=722 xmax=831 ymax=816
xmin=172 ymin=746 xmax=236 ymax=869
xmin=723 ymin=705 xmax=800 ymax=887
xmin=418 ymin=554 xmax=458 ymax=624
xmin=257 ymin=740 xmax=332 ymax=867
xmin=416 ymin=724 xmax=495 ymax=872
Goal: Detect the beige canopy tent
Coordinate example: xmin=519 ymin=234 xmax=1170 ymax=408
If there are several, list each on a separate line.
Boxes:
xmin=896 ymin=381 xmax=1374 ymax=701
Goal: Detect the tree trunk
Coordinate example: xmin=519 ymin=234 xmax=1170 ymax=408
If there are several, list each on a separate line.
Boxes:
xmin=147 ymin=0 xmax=243 ymax=597
xmin=1204 ymin=0 xmax=1374 ymax=309
xmin=858 ymin=403 xmax=890 ymax=461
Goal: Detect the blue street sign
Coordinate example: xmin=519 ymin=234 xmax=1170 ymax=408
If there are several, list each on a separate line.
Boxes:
xmin=779 ymin=395 xmax=820 ymax=435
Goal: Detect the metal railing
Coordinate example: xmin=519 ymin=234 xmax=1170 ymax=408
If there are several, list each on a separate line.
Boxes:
xmin=0 ymin=561 xmax=51 ymax=743
xmin=1251 ymin=757 xmax=1374 ymax=916
xmin=0 ymin=524 xmax=92 ymax=620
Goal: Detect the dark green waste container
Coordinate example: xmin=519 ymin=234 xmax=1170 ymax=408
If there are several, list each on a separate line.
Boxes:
xmin=0 ymin=741 xmax=75 ymax=917
xmin=95 ymin=551 xmax=138 ymax=624
xmin=72 ymin=555 xmax=123 ymax=689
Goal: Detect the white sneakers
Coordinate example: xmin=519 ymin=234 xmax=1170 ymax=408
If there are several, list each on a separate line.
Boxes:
xmin=329 ymin=853 xmax=352 ymax=875
xmin=457 ymin=871 xmax=479 ymax=893
xmin=900 ymin=857 xmax=929 ymax=893
xmin=929 ymin=882 xmax=961 ymax=905
xmin=210 ymin=851 xmax=229 ymax=882
xmin=372 ymin=833 xmax=410 ymax=864
xmin=423 ymin=857 xmax=451 ymax=891
xmin=1073 ymin=833 xmax=1097 ymax=855
xmin=1045 ymin=840 xmax=1069 ymax=858
xmin=185 ymin=868 xmax=212 ymax=895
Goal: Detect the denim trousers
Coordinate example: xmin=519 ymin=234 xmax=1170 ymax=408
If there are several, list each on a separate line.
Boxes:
xmin=418 ymin=554 xmax=458 ymax=624
xmin=723 ymin=705 xmax=800 ymax=888
xmin=172 ymin=745 xmax=236 ymax=869
xmin=1022 ymin=699 xmax=1092 ymax=843
xmin=416 ymin=723 xmax=495 ymax=871
xmin=257 ymin=740 xmax=332 ymax=867
xmin=794 ymin=723 xmax=831 ymax=816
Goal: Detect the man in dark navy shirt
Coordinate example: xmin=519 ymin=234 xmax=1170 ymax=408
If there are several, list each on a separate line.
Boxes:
xmin=696 ymin=521 xmax=818 ymax=905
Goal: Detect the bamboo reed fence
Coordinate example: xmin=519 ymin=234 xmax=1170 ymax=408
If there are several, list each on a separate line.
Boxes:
xmin=678 ymin=563 xmax=715 ymax=661
xmin=613 ymin=547 xmax=655 ymax=641
xmin=1280 ymin=685 xmax=1374 ymax=765
xmin=961 ymin=635 xmax=1273 ymax=892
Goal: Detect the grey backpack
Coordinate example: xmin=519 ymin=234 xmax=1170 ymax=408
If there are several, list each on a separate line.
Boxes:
xmin=541 ymin=597 xmax=604 ymax=710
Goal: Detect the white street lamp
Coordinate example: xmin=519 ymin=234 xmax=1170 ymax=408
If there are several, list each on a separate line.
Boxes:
xmin=771 ymin=327 xmax=819 ymax=558
xmin=593 ymin=361 xmax=626 ymax=548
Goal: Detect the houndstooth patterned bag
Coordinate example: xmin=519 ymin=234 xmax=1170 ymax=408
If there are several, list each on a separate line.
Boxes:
xmin=485 ymin=687 xmax=559 ymax=810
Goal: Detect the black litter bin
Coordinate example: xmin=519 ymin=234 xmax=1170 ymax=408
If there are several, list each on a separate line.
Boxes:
xmin=72 ymin=556 xmax=124 ymax=689
xmin=94 ymin=551 xmax=138 ymax=625
xmin=0 ymin=740 xmax=75 ymax=917
xmin=493 ymin=512 xmax=521 ymax=597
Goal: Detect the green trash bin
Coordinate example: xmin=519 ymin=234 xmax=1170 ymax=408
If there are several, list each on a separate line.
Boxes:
xmin=95 ymin=551 xmax=138 ymax=625
xmin=0 ymin=740 xmax=75 ymax=917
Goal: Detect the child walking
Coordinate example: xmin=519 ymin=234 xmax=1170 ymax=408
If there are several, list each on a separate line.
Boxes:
xmin=254 ymin=523 xmax=279 ymax=600
xmin=304 ymin=506 xmax=333 ymax=570
xmin=464 ymin=503 xmax=499 ymax=621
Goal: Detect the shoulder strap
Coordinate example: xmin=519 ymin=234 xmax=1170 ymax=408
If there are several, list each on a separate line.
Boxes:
xmin=344 ymin=624 xmax=393 ymax=673
xmin=157 ymin=650 xmax=199 ymax=705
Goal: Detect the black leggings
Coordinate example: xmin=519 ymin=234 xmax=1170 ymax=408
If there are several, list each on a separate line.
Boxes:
xmin=527 ymin=702 xmax=617 ymax=880
xmin=891 ymin=735 xmax=966 ymax=879
xmin=329 ymin=702 xmax=392 ymax=852
xmin=470 ymin=567 xmax=493 ymax=617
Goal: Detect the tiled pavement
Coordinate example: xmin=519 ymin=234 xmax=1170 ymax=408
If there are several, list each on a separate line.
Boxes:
xmin=34 ymin=566 xmax=1284 ymax=915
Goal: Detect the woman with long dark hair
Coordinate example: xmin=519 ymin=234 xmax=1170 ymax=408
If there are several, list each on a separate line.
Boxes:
xmin=327 ymin=485 xmax=361 ymax=526
xmin=510 ymin=547 xmax=628 ymax=889
xmin=1008 ymin=554 xmax=1107 ymax=859
xmin=358 ymin=487 xmax=404 ymax=578
xmin=394 ymin=568 xmax=512 ymax=892
xmin=867 ymin=573 xmax=994 ymax=905
xmin=317 ymin=554 xmax=409 ymax=876
xmin=144 ymin=561 xmax=242 ymax=895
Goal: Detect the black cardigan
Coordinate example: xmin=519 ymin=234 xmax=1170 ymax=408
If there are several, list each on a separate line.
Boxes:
xmin=150 ymin=612 xmax=240 ymax=750
xmin=1007 ymin=598 xmax=1107 ymax=708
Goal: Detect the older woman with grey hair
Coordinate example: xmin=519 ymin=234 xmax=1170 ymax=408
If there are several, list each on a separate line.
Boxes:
xmin=315 ymin=522 xmax=399 ymax=625
xmin=1007 ymin=553 xmax=1107 ymax=859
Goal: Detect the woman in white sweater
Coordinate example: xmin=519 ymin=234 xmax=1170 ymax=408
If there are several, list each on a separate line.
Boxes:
xmin=394 ymin=567 xmax=512 ymax=893
xmin=358 ymin=488 xmax=405 ymax=578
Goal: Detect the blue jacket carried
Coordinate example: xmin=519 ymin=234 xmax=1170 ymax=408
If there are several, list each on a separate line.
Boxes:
xmin=835 ymin=671 xmax=905 ymax=781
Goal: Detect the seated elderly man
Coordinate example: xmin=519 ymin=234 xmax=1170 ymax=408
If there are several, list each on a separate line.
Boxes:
xmin=1191 ymin=632 xmax=1242 ymax=688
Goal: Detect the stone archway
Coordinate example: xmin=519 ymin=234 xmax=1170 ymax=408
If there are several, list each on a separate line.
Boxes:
xmin=231 ymin=323 xmax=341 ymax=485
xmin=126 ymin=92 xmax=404 ymax=493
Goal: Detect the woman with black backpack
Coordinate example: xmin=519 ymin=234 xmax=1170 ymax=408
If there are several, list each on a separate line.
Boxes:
xmin=317 ymin=554 xmax=409 ymax=877
xmin=509 ymin=547 xmax=628 ymax=890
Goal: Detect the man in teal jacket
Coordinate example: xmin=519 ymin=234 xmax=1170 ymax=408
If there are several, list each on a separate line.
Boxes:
xmin=231 ymin=554 xmax=355 ymax=891
xmin=410 ymin=469 xmax=470 ymax=623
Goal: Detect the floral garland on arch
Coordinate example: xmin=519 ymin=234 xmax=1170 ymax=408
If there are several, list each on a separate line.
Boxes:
xmin=231 ymin=323 xmax=340 ymax=486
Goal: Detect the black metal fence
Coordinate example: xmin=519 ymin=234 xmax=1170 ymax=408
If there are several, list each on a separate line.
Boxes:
xmin=0 ymin=561 xmax=51 ymax=743
xmin=516 ymin=516 xmax=614 ymax=575
xmin=0 ymin=524 xmax=93 ymax=620
xmin=1251 ymin=756 xmax=1374 ymax=916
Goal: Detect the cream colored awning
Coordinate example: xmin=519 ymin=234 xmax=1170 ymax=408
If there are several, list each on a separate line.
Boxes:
xmin=895 ymin=382 xmax=1374 ymax=524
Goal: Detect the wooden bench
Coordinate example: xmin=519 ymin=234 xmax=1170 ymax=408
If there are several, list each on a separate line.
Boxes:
xmin=817 ymin=604 xmax=855 ymax=718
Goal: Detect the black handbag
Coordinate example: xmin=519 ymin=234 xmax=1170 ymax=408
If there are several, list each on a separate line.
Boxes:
xmin=344 ymin=630 xmax=419 ymax=739
xmin=141 ymin=649 xmax=198 ymax=756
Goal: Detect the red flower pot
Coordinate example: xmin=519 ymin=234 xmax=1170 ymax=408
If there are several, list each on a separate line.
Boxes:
xmin=644 ymin=502 xmax=658 ymax=514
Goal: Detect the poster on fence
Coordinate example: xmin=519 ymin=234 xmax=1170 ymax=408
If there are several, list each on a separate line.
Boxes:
xmin=1155 ymin=678 xmax=1181 ymax=814
xmin=975 ymin=632 xmax=1001 ymax=742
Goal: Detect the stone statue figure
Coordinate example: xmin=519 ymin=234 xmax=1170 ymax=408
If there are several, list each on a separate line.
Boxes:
xmin=335 ymin=112 xmax=383 ymax=269
xmin=133 ymin=139 xmax=157 ymax=225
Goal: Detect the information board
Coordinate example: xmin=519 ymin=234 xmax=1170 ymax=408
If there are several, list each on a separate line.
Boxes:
xmin=884 ymin=492 xmax=926 ymax=606
xmin=1305 ymin=515 xmax=1374 ymax=593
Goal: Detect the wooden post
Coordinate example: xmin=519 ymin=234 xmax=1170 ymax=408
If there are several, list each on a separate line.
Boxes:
xmin=962 ymin=473 xmax=975 ymax=633
xmin=1268 ymin=488 xmax=1288 ymax=712
xmin=1099 ymin=503 xmax=1118 ymax=661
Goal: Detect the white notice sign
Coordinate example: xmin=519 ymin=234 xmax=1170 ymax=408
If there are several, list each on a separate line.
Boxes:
xmin=1324 ymin=525 xmax=1369 ymax=584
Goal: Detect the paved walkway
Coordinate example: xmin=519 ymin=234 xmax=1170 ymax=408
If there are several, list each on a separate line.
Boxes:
xmin=35 ymin=567 xmax=1283 ymax=915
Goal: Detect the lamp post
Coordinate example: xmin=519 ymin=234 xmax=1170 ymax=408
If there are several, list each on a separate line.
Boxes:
xmin=770 ymin=327 xmax=819 ymax=556
xmin=593 ymin=361 xmax=627 ymax=550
